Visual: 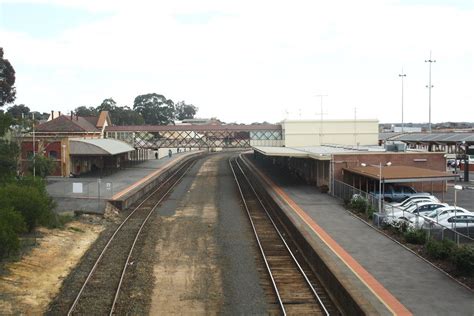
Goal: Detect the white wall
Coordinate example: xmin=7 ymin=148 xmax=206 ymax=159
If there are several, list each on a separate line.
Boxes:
xmin=282 ymin=119 xmax=379 ymax=147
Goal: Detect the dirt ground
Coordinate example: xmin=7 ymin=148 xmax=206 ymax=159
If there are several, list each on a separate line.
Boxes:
xmin=149 ymin=156 xmax=224 ymax=314
xmin=0 ymin=218 xmax=103 ymax=314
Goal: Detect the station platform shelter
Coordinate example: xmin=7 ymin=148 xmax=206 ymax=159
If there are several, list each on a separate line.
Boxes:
xmin=253 ymin=145 xmax=456 ymax=194
xmin=20 ymin=137 xmax=136 ymax=177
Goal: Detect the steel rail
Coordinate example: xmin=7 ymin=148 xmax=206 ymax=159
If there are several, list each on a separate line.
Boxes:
xmin=228 ymin=158 xmax=286 ymax=315
xmin=109 ymin=161 xmax=194 ymax=315
xmin=67 ymin=159 xmax=194 ymax=315
xmin=232 ymin=157 xmax=331 ymax=315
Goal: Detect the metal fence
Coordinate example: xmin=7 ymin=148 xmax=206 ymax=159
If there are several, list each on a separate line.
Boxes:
xmin=332 ymin=180 xmax=381 ymax=215
xmin=48 ymin=179 xmax=115 ymax=199
xmin=332 ymin=180 xmax=474 ymax=245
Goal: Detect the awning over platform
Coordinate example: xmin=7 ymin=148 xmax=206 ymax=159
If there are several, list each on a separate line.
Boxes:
xmin=253 ymin=145 xmax=384 ymax=160
xmin=253 ymin=146 xmax=310 ymax=158
xmin=343 ymin=165 xmax=458 ymax=183
xmin=70 ymin=139 xmax=134 ymax=156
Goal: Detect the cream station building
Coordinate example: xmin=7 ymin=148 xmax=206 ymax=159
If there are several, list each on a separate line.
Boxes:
xmin=282 ymin=119 xmax=379 ymax=147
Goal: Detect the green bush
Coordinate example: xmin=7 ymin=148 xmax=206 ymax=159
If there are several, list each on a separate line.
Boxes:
xmin=403 ymin=229 xmax=427 ymax=244
xmin=0 ymin=207 xmax=26 ymax=259
xmin=426 ymin=239 xmax=455 ymax=260
xmin=451 ymin=245 xmax=474 ymax=276
xmin=0 ymin=180 xmax=55 ymax=232
xmin=350 ymin=195 xmax=368 ymax=213
xmin=367 ymin=205 xmax=375 ymax=219
xmin=28 ymin=155 xmax=56 ymax=178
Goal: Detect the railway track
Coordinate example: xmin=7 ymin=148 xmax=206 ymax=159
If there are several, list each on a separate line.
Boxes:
xmin=66 ymin=159 xmax=195 ymax=315
xmin=230 ymin=157 xmax=339 ymax=315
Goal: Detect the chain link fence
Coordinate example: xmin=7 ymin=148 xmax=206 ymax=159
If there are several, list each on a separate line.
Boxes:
xmin=332 ymin=180 xmax=381 ymax=215
xmin=331 ymin=179 xmax=474 ymax=245
xmin=49 ymin=179 xmax=115 ymax=199
xmin=47 ymin=179 xmax=115 ymax=213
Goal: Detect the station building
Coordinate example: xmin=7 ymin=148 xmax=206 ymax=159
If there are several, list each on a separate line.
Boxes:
xmin=20 ymin=111 xmax=136 ymax=177
xmin=252 ymin=119 xmax=457 ymax=195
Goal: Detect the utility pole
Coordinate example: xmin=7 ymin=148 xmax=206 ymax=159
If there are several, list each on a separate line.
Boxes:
xmin=315 ymin=94 xmax=328 ymax=145
xmin=425 ymin=51 xmax=436 ymax=133
xmin=399 ymin=69 xmax=406 ymax=133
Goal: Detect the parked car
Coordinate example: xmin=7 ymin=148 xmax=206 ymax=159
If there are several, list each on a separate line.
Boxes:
xmin=412 ymin=202 xmax=448 ymax=215
xmin=432 ymin=214 xmax=474 ymax=229
xmin=422 ymin=206 xmax=473 ymax=227
xmin=373 ymin=184 xmax=421 ymax=203
xmin=385 ymin=202 xmax=448 ymax=228
xmin=384 ymin=194 xmax=439 ymax=211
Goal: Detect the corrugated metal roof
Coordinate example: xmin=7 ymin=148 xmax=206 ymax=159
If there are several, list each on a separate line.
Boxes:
xmin=70 ymin=139 xmax=134 ymax=156
xmin=343 ymin=166 xmax=458 ymax=183
xmin=253 ymin=146 xmax=309 ymax=157
xmin=391 ymin=133 xmax=474 ymax=143
xmin=253 ymin=145 xmax=386 ymax=160
xmin=379 ymin=132 xmax=403 ymax=141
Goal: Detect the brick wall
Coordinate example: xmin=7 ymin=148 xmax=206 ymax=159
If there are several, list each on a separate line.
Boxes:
xmin=21 ymin=140 xmax=62 ymax=176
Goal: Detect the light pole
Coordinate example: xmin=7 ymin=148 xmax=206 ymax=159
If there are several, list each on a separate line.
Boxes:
xmin=361 ymin=161 xmax=392 ymax=213
xmin=315 ymin=94 xmax=327 ymax=145
xmin=425 ymin=51 xmax=436 ymax=133
xmin=399 ymin=69 xmax=406 ymax=133
xmin=453 ymin=184 xmax=462 ymax=244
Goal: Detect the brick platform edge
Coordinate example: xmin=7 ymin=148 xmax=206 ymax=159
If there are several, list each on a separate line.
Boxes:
xmin=240 ymin=154 xmax=408 ymax=316
xmin=108 ymin=151 xmax=204 ymax=211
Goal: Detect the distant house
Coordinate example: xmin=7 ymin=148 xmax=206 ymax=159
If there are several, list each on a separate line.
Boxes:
xmin=20 ymin=111 xmax=135 ymax=177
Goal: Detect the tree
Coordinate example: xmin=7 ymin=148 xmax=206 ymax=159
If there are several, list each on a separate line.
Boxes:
xmin=0 ymin=207 xmax=26 ymax=259
xmin=97 ymin=98 xmax=117 ymax=112
xmin=0 ymin=48 xmax=16 ymax=106
xmin=112 ymin=105 xmax=145 ymax=125
xmin=175 ymin=101 xmax=198 ymax=120
xmin=29 ymin=155 xmax=56 ymax=178
xmin=6 ymin=104 xmax=30 ymax=119
xmin=74 ymin=106 xmax=97 ymax=117
xmin=0 ymin=181 xmax=54 ymax=232
xmin=133 ymin=93 xmax=175 ymax=125
xmin=0 ymin=140 xmax=19 ymax=183
xmin=0 ymin=110 xmax=13 ymax=136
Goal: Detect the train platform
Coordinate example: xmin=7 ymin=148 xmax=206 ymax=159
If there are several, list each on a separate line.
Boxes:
xmin=244 ymin=155 xmax=473 ymax=315
xmin=46 ymin=150 xmax=202 ymax=214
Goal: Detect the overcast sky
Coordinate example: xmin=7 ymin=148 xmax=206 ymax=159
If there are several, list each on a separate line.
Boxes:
xmin=1 ymin=0 xmax=473 ymax=124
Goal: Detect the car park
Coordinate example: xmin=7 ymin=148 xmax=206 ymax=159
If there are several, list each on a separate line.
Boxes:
xmin=431 ymin=214 xmax=474 ymax=229
xmin=373 ymin=184 xmax=420 ymax=202
xmin=384 ymin=194 xmax=439 ymax=210
xmin=422 ymin=206 xmax=473 ymax=228
xmin=424 ymin=206 xmax=472 ymax=220
xmin=384 ymin=196 xmax=439 ymax=214
xmin=385 ymin=202 xmax=449 ymax=228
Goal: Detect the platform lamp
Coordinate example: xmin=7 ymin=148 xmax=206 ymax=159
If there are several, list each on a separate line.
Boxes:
xmin=361 ymin=161 xmax=392 ymax=213
xmin=453 ymin=184 xmax=463 ymax=244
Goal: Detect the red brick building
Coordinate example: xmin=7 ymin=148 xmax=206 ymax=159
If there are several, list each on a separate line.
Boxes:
xmin=20 ymin=111 xmax=134 ymax=177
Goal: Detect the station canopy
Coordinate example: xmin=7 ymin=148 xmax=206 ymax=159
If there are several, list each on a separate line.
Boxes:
xmin=343 ymin=165 xmax=458 ymax=183
xmin=253 ymin=145 xmax=385 ymax=160
xmin=385 ymin=132 xmax=474 ymax=145
xmin=70 ymin=139 xmax=134 ymax=156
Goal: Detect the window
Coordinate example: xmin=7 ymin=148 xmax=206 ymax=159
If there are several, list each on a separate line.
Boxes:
xmin=49 ymin=150 xmax=58 ymax=159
